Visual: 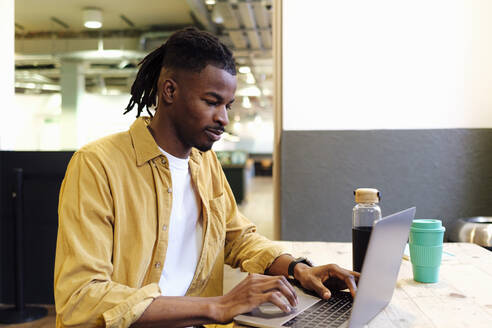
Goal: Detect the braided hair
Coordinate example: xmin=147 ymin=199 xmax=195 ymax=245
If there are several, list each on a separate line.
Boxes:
xmin=124 ymin=27 xmax=236 ymax=117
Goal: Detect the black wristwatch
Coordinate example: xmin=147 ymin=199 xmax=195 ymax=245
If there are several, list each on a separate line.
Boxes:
xmin=288 ymin=257 xmax=313 ymax=280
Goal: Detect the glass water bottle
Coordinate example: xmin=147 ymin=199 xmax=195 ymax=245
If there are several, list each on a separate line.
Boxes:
xmin=352 ymin=188 xmax=381 ymax=272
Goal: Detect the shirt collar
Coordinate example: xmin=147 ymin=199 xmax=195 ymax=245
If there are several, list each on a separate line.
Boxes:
xmin=129 ymin=116 xmax=203 ymax=167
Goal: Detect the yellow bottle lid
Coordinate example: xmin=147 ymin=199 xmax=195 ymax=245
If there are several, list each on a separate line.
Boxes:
xmin=354 ymin=188 xmax=380 ymax=203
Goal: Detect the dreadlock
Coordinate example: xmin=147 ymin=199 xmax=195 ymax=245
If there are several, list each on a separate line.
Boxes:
xmin=124 ymin=26 xmax=237 ymax=118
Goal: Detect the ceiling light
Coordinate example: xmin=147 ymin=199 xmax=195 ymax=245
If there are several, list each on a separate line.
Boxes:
xmin=205 ymin=0 xmax=216 ymax=5
xmin=84 ymin=8 xmax=103 ymax=29
xmin=239 ymin=66 xmax=251 ymax=74
xmin=242 ymin=96 xmax=252 ymax=109
xmin=211 ymin=6 xmax=224 ymax=24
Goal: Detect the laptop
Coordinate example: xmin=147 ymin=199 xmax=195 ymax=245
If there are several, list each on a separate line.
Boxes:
xmin=234 ymin=207 xmax=416 ymax=328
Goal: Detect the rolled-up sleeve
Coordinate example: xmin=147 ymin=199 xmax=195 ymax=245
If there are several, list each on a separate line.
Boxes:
xmin=217 ymin=158 xmax=286 ymax=274
xmin=54 ymin=151 xmax=160 ymax=327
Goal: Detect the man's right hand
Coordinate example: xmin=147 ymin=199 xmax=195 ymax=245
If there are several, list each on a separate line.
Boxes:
xmin=212 ymin=273 xmax=298 ymax=324
xmin=133 ymin=274 xmax=298 ymax=327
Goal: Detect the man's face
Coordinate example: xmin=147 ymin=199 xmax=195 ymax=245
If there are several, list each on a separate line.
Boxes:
xmin=170 ymin=65 xmax=237 ymax=152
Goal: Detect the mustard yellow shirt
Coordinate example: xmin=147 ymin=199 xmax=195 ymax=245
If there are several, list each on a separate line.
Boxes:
xmin=54 ymin=117 xmax=285 ymax=327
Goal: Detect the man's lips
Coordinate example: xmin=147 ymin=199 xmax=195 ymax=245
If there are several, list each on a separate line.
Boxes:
xmin=205 ymin=128 xmax=224 ymax=141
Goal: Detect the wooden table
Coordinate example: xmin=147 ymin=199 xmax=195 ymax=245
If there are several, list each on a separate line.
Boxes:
xmin=225 ymin=242 xmax=492 ymax=328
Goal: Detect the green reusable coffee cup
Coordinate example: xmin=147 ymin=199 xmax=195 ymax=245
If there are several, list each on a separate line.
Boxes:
xmin=409 ymin=219 xmax=445 ymax=283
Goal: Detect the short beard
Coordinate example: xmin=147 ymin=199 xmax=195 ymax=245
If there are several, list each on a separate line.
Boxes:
xmin=175 ymin=123 xmax=215 ymax=153
xmin=194 ymin=143 xmax=213 ymax=152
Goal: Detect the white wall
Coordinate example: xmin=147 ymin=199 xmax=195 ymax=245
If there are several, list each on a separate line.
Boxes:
xmin=0 ymin=0 xmax=14 ymax=149
xmin=7 ymin=93 xmax=136 ymax=150
xmin=283 ymin=0 xmax=492 ymax=131
xmin=77 ymin=94 xmax=137 ymax=148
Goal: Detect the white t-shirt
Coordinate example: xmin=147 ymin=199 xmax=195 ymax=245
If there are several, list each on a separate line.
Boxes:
xmin=158 ymin=147 xmax=203 ymax=296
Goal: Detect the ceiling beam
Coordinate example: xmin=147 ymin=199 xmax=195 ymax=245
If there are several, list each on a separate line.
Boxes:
xmin=185 ymin=0 xmax=217 ymax=34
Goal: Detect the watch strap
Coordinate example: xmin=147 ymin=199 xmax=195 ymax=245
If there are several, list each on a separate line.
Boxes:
xmin=288 ymin=257 xmax=312 ymax=280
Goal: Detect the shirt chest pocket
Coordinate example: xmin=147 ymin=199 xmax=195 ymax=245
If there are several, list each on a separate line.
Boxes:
xmin=207 ymin=194 xmax=226 ymax=248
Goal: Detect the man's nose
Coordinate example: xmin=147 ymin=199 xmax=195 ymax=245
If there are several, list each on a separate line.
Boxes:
xmin=214 ymin=105 xmax=229 ymax=127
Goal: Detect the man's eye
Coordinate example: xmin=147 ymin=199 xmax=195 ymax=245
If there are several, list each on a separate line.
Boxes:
xmin=226 ymin=104 xmax=232 ymax=111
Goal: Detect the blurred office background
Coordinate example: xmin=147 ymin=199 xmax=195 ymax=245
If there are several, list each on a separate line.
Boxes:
xmin=6 ymin=0 xmax=277 ymax=232
xmin=8 ymin=0 xmax=275 ymax=153
xmin=10 ymin=0 xmax=275 ymax=219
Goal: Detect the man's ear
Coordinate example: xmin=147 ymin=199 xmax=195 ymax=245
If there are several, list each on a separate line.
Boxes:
xmin=161 ymin=78 xmax=177 ymax=104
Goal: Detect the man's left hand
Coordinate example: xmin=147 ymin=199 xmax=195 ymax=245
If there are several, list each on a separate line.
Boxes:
xmin=294 ymin=264 xmax=360 ymax=299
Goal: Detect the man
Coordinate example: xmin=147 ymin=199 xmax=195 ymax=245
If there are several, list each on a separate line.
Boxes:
xmin=54 ymin=27 xmax=359 ymax=328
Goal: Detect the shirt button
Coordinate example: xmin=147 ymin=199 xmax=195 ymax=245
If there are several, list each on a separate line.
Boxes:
xmin=167 ymin=187 xmax=172 ymax=193
xmin=155 ymin=262 xmax=161 ymax=269
xmin=162 ymin=224 xmax=167 ymax=231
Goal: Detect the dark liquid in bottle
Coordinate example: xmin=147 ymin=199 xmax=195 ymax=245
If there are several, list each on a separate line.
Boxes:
xmin=352 ymin=226 xmax=373 ymax=273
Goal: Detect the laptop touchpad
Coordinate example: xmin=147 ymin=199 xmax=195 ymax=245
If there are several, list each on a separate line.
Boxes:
xmin=252 ymin=302 xmax=293 ymax=318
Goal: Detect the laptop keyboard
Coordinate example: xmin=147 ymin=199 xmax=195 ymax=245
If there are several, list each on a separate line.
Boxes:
xmin=282 ymin=291 xmax=353 ymax=328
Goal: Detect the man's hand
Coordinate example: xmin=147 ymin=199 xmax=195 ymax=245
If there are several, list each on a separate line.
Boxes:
xmin=294 ymin=263 xmax=359 ymax=299
xmin=212 ymin=273 xmax=298 ymax=324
